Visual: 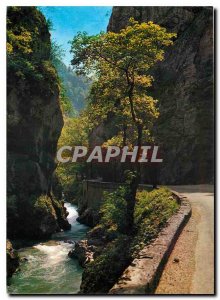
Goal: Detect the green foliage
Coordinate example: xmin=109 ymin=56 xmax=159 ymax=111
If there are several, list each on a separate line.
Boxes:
xmin=71 ymin=18 xmax=176 ymax=75
xmin=50 ymin=40 xmax=65 ymax=68
xmin=7 ymin=25 xmax=32 ymax=55
xmin=46 ymin=18 xmax=54 ymax=31
xmin=59 ymin=83 xmax=76 ymax=117
xmin=56 ymin=60 xmax=91 ymax=112
xmin=83 ymin=187 xmax=179 ymax=292
xmin=100 ymin=187 xmax=127 ymax=233
xmin=34 ymin=195 xmax=56 ymax=217
xmin=70 ymin=18 xmax=176 ymax=146
xmin=131 ymin=187 xmax=179 ymax=256
xmin=50 ymin=40 xmax=88 ymax=115
xmin=81 ymin=235 xmax=131 ymax=294
xmin=49 ymin=40 xmax=75 ymax=116
xmin=7 ymin=7 xmax=40 ymax=58
xmin=70 ymin=18 xmax=176 ymax=234
xmin=99 ymin=186 xmax=179 ymax=245
xmin=7 ymin=6 xmax=59 ymax=93
xmin=135 ymin=187 xmax=178 ymax=225
xmin=41 ymin=60 xmax=58 ymax=84
xmin=55 ymin=115 xmax=89 ymax=201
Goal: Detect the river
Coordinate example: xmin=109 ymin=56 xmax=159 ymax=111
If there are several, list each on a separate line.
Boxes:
xmin=8 ymin=203 xmax=88 ymax=294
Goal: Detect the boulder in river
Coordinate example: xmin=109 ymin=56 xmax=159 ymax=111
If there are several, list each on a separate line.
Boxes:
xmin=68 ymin=240 xmax=94 ymax=267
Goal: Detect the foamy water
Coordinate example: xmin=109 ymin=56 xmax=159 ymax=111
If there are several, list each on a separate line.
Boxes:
xmin=8 ymin=203 xmax=88 ymax=294
xmin=34 ymin=242 xmax=73 ymax=265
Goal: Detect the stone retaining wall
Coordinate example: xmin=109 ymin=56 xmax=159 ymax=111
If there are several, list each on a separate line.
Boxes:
xmin=80 ymin=180 xmax=151 ymax=211
xmin=78 ymin=180 xmax=153 ymax=226
xmin=109 ymin=192 xmax=191 ymax=294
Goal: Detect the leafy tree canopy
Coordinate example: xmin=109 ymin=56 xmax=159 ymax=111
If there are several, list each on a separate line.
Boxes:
xmin=70 ymin=18 xmax=176 ymax=231
xmin=70 ymin=18 xmax=176 ymax=146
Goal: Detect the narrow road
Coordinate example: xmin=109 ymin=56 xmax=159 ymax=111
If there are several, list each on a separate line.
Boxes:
xmin=156 ymin=185 xmax=214 ymax=295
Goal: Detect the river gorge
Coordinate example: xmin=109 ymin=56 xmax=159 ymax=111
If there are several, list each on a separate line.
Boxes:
xmin=6 ymin=6 xmax=214 ymax=295
xmin=8 ymin=203 xmax=88 ymax=294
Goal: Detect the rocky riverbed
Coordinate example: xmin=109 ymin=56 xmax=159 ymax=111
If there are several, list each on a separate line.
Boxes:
xmin=8 ymin=203 xmax=88 ymax=294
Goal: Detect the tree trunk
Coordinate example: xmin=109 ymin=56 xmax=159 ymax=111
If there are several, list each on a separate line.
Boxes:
xmin=137 ymin=124 xmax=143 ymax=176
xmin=124 ymin=125 xmax=143 ymax=234
xmin=122 ymin=124 xmax=127 ymax=146
xmin=124 ymin=75 xmax=143 ymax=234
xmin=124 ymin=173 xmax=139 ymax=234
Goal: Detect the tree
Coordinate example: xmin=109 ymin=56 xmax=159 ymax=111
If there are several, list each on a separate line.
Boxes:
xmin=50 ymin=40 xmax=76 ymax=117
xmin=56 ymin=113 xmax=89 ymax=200
xmin=70 ymin=18 xmax=176 ymax=232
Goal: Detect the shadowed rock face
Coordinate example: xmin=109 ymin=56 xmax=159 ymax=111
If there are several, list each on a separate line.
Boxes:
xmin=7 ymin=240 xmax=19 ymax=278
xmin=7 ymin=7 xmax=69 ymax=239
xmin=106 ymin=7 xmax=214 ymax=184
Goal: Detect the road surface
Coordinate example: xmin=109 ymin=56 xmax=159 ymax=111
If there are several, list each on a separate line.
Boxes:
xmin=156 ymin=185 xmax=214 ymax=295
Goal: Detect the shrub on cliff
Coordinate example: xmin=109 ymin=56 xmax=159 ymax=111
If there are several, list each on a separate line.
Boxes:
xmin=34 ymin=195 xmax=57 ymax=217
xmin=80 ymin=235 xmax=131 ymax=294
xmin=79 ymin=187 xmax=179 ymax=293
xmin=7 ymin=6 xmax=59 ymax=94
xmin=131 ymin=187 xmax=179 ymax=256
xmin=100 ymin=186 xmax=127 ymax=233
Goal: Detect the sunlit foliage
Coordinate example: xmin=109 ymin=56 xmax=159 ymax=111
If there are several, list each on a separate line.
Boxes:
xmin=70 ymin=18 xmax=176 ymax=229
xmin=82 ymin=187 xmax=179 ymax=293
xmin=70 ymin=18 xmax=176 ymax=148
xmin=55 ymin=114 xmax=89 ymax=200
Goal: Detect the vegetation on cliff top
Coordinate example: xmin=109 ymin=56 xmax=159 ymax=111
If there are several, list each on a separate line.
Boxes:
xmin=7 ymin=6 xmax=70 ymax=240
xmin=7 ymin=7 xmax=80 ymax=118
xmin=7 ymin=7 xmax=58 ymax=93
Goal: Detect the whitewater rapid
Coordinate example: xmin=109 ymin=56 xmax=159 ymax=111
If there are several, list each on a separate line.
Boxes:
xmin=8 ymin=203 xmax=88 ymax=294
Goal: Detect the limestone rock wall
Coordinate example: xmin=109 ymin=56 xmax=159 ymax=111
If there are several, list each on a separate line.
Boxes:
xmin=107 ymin=7 xmax=214 ymax=184
xmin=7 ymin=7 xmax=69 ymax=239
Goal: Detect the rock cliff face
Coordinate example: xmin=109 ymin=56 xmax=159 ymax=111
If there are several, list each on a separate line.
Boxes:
xmin=7 ymin=240 xmax=19 ymax=278
xmin=7 ymin=7 xmax=70 ymax=239
xmin=107 ymin=7 xmax=214 ymax=184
